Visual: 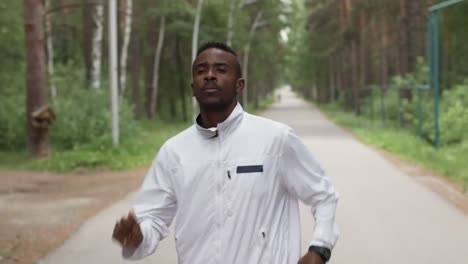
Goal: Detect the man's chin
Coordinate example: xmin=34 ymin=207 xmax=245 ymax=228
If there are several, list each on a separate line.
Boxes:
xmin=198 ymin=99 xmax=229 ymax=112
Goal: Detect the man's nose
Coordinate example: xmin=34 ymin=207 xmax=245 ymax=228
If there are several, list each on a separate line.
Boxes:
xmin=205 ymin=69 xmax=216 ymax=81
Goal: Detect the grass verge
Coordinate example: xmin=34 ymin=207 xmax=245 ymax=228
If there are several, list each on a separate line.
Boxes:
xmin=0 ymin=120 xmax=189 ymax=172
xmin=318 ymin=104 xmax=468 ymax=191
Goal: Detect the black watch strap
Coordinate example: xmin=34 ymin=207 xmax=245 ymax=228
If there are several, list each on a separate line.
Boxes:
xmin=308 ymin=245 xmax=331 ymax=262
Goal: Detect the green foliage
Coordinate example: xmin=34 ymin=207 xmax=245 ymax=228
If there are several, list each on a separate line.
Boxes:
xmin=438 ymin=80 xmax=468 ymax=144
xmin=0 ymin=120 xmax=189 ymax=172
xmin=50 ymin=64 xmax=137 ymax=150
xmin=0 ymin=88 xmax=26 ymax=150
xmin=358 ymin=60 xmax=468 ymax=147
xmin=0 ymin=0 xmax=24 ymax=66
xmin=0 ymin=0 xmax=293 ymax=170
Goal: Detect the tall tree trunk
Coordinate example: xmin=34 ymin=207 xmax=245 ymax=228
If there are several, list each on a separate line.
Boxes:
xmin=341 ymin=0 xmax=352 ymax=110
xmin=24 ymin=0 xmax=50 ymax=158
xmin=329 ymin=57 xmax=335 ymax=102
xmin=109 ymin=0 xmax=120 ymax=146
xmin=344 ymin=0 xmax=359 ymax=114
xmin=45 ymin=0 xmax=56 ymax=99
xmin=175 ymin=36 xmax=188 ymax=122
xmin=399 ymin=0 xmax=409 ymax=76
xmin=359 ymin=10 xmax=367 ymax=90
xmin=119 ymin=0 xmax=133 ymax=97
xmin=82 ymin=0 xmax=93 ymax=83
xmin=226 ymin=0 xmax=237 ymax=46
xmin=380 ymin=12 xmax=389 ymax=121
xmin=149 ymin=16 xmax=166 ymax=118
xmin=407 ymin=0 xmax=425 ymax=73
xmin=130 ymin=38 xmax=142 ymax=118
xmin=242 ymin=10 xmax=263 ymax=109
xmin=144 ymin=20 xmax=158 ymax=118
xmin=380 ymin=13 xmax=389 ymax=88
xmin=334 ymin=51 xmax=343 ymax=101
xmin=90 ymin=0 xmax=104 ymax=90
xmin=130 ymin=0 xmax=141 ymax=118
xmin=191 ymin=0 xmax=204 ymax=120
xmin=83 ymin=0 xmax=104 ymax=88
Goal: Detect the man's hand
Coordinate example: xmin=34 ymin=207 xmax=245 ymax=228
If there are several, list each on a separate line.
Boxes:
xmin=112 ymin=211 xmax=143 ymax=249
xmin=298 ymin=251 xmax=325 ymax=264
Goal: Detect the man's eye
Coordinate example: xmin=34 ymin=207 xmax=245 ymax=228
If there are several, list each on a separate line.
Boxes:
xmin=197 ymin=69 xmax=206 ymax=74
xmin=217 ymin=68 xmax=226 ymax=73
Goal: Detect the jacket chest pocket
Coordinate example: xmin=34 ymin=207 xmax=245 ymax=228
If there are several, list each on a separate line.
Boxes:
xmin=231 ymin=159 xmax=269 ymax=200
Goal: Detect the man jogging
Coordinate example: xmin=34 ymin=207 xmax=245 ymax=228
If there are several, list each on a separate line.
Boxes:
xmin=112 ymin=42 xmax=339 ymax=264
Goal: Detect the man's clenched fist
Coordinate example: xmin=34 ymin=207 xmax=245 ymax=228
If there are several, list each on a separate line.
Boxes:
xmin=298 ymin=251 xmax=325 ymax=264
xmin=112 ymin=211 xmax=143 ymax=249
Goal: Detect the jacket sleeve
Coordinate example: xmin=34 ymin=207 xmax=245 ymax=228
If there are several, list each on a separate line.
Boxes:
xmin=122 ymin=145 xmax=178 ymax=260
xmin=279 ymin=127 xmax=339 ymax=250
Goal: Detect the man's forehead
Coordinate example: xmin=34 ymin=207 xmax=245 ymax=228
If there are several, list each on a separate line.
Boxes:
xmin=195 ymin=48 xmax=236 ymax=64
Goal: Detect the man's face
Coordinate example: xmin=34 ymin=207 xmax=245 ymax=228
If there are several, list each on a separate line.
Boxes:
xmin=192 ymin=48 xmax=244 ymax=111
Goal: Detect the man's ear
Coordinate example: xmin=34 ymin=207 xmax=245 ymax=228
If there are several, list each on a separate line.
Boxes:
xmin=191 ymin=83 xmax=195 ymax=96
xmin=236 ymin=78 xmax=245 ymax=95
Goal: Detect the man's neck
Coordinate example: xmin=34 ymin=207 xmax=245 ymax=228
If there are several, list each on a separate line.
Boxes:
xmin=199 ymin=101 xmax=237 ymax=128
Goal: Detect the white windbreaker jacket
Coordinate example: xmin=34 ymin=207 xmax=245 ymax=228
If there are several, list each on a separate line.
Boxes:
xmin=123 ymin=103 xmax=339 ymax=263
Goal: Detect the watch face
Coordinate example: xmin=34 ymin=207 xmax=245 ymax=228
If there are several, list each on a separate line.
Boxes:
xmin=309 ymin=246 xmax=331 ymax=261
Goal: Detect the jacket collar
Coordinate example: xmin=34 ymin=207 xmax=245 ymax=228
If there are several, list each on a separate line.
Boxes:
xmin=195 ymin=103 xmax=244 ymax=139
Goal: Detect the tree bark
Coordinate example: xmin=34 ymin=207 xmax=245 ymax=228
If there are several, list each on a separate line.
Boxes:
xmin=24 ymin=0 xmax=50 ymax=158
xmin=82 ymin=0 xmax=104 ymax=88
xmin=45 ymin=0 xmax=56 ymax=99
xmin=175 ymin=36 xmax=188 ymax=122
xmin=399 ymin=0 xmax=409 ymax=75
xmin=407 ymin=0 xmax=425 ymax=73
xmin=144 ymin=19 xmax=158 ymax=118
xmin=226 ymin=0 xmax=237 ymax=46
xmin=82 ymin=0 xmax=93 ymax=83
xmin=149 ymin=16 xmax=166 ymax=118
xmin=119 ymin=0 xmax=133 ymax=97
xmin=191 ymin=0 xmax=204 ymax=120
xmin=329 ymin=57 xmax=335 ymax=102
xmin=130 ymin=0 xmax=142 ymax=118
xmin=380 ymin=13 xmax=389 ymax=88
xmin=242 ymin=10 xmax=263 ymax=108
xmin=90 ymin=0 xmax=104 ymax=90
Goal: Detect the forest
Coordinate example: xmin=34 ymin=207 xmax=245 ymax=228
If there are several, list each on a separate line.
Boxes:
xmin=1 ymin=0 xmax=467 ymax=186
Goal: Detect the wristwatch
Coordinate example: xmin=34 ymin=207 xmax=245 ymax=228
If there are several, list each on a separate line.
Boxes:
xmin=308 ymin=245 xmax=331 ymax=262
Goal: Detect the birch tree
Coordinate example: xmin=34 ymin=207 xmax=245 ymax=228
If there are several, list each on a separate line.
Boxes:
xmin=44 ymin=0 xmax=56 ymax=99
xmin=119 ymin=0 xmax=133 ymax=97
xmin=83 ymin=0 xmax=104 ymax=90
xmin=149 ymin=16 xmax=166 ymax=118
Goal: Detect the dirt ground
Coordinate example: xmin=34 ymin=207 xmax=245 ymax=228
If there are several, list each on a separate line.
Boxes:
xmin=0 ymin=168 xmax=147 ymax=264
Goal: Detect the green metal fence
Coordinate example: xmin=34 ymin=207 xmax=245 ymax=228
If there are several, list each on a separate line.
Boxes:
xmin=427 ymin=0 xmax=465 ymax=148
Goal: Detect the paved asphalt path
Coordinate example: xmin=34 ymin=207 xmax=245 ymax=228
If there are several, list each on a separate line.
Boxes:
xmin=39 ymin=87 xmax=468 ymax=264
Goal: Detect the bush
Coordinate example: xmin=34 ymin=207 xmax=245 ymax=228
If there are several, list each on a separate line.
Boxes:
xmin=50 ymin=64 xmax=137 ymax=150
xmin=0 ymin=67 xmax=26 ymax=150
xmin=0 ymin=92 xmax=26 ymax=150
xmin=359 ymin=58 xmax=468 ymax=147
xmin=0 ymin=63 xmax=137 ymax=151
xmin=438 ymin=80 xmax=468 ymax=144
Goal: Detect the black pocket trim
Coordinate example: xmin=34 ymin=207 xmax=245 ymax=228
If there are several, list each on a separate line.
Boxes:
xmin=236 ymin=165 xmax=263 ymax=173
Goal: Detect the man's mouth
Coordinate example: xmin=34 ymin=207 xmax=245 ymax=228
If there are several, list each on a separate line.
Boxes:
xmin=202 ymin=84 xmax=220 ymax=92
xmin=203 ymin=88 xmax=219 ymax=92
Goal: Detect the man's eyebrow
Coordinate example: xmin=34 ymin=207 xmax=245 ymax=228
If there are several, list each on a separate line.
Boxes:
xmin=214 ymin=62 xmax=230 ymax=67
xmin=194 ymin=61 xmax=230 ymax=67
xmin=194 ymin=62 xmax=208 ymax=68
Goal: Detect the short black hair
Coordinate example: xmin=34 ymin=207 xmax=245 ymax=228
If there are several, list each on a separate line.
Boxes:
xmin=195 ymin=41 xmax=242 ymax=78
